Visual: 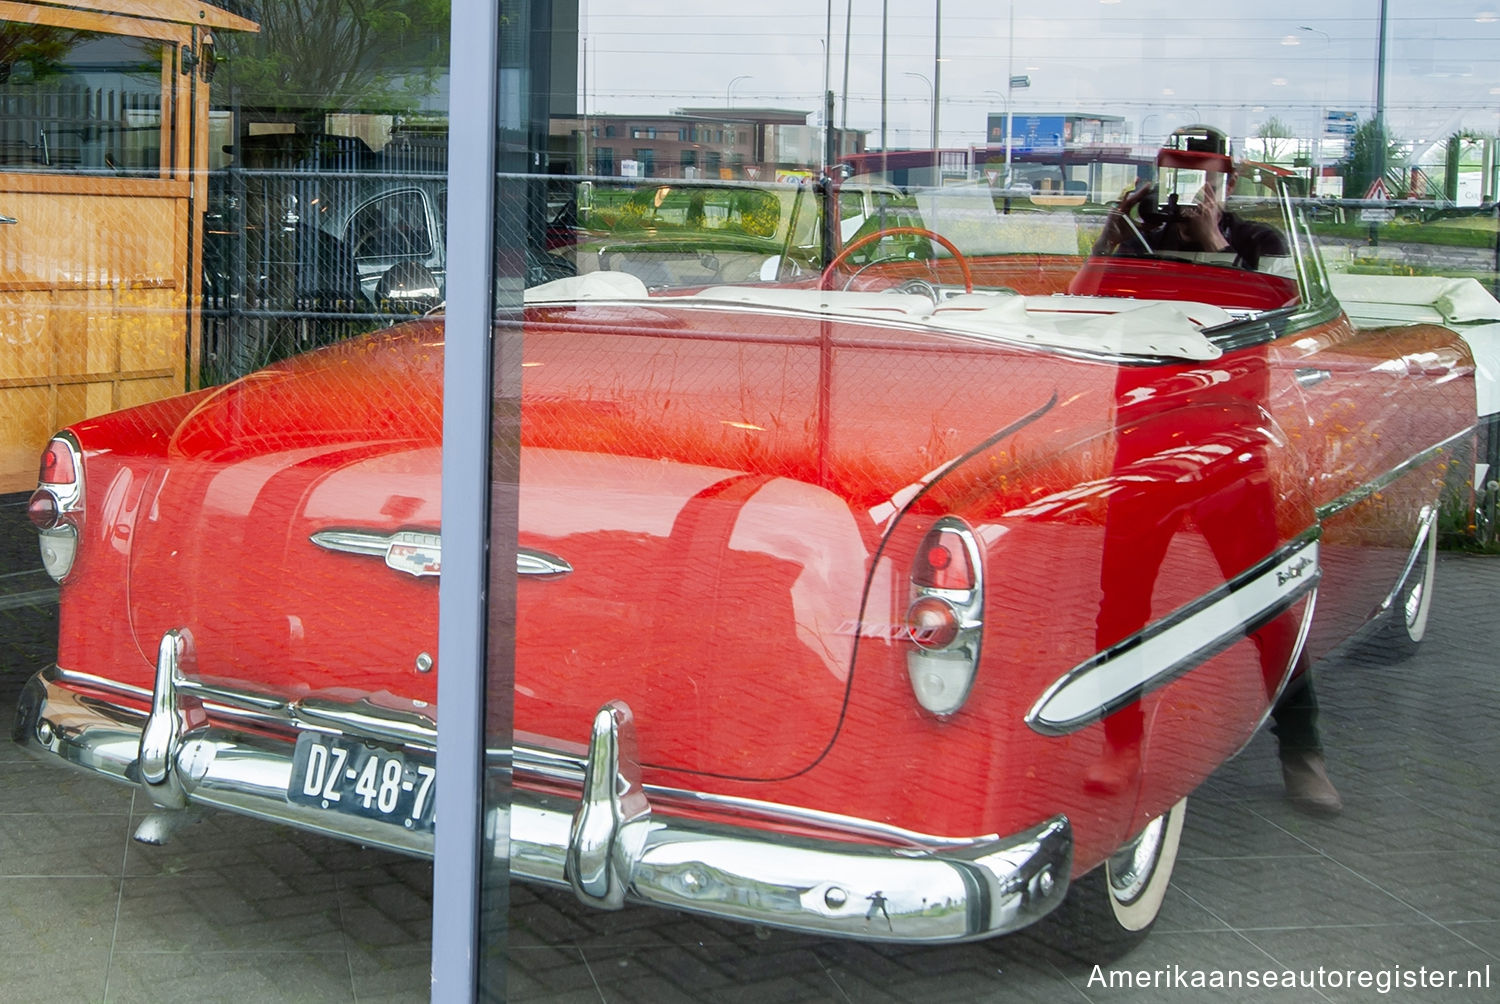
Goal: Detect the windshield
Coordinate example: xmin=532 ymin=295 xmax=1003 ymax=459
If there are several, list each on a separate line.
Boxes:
xmin=837 ymin=148 xmax=1305 ymax=318
xmin=563 ymin=178 xmax=820 ymax=289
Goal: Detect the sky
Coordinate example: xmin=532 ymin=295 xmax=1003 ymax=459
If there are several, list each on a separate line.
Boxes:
xmin=576 ymin=0 xmax=1500 ymax=157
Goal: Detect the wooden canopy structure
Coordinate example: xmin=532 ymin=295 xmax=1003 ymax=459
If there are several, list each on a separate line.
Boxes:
xmin=0 ymin=1 xmax=257 ymax=491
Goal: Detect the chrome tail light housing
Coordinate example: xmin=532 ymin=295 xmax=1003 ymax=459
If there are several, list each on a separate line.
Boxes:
xmin=903 ymin=516 xmax=985 ymax=715
xmin=29 ymin=432 xmax=84 ymax=583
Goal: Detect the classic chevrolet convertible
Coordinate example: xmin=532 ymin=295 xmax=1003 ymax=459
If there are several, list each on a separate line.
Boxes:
xmin=15 ymin=151 xmax=1477 ymax=956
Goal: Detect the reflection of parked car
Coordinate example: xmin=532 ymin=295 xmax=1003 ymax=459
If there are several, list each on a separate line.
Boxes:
xmin=571 ymin=179 xmax=822 ymax=288
xmin=205 ymin=172 xmax=449 ymax=311
xmin=208 ymin=133 xmax=575 ymax=315
xmin=17 ymin=160 xmax=1477 ymax=955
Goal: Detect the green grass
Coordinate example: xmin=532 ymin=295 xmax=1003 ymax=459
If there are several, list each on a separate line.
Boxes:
xmin=1311 ymin=219 xmax=1499 ymax=249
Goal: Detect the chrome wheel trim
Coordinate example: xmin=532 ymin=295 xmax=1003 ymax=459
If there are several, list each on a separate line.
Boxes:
xmin=1106 ymin=814 xmax=1165 ymax=907
xmin=1403 ymin=526 xmax=1437 ymax=642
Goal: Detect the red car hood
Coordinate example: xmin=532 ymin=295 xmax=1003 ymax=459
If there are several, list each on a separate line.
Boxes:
xmin=124 ymin=309 xmax=1080 ymax=780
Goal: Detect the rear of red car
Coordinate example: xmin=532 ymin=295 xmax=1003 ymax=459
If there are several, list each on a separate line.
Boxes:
xmin=11 ymin=295 xmax=1361 ymax=943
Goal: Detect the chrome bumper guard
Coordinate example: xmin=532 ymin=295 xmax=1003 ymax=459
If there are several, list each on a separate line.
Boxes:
xmin=14 ymin=645 xmax=1072 ymax=943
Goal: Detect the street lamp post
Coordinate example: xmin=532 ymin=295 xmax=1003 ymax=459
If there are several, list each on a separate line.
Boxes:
xmin=1139 ymin=113 xmax=1159 ymax=146
xmin=1000 ymin=5 xmax=1030 ymax=186
xmin=880 ymin=0 xmax=889 ymax=152
xmin=1299 ymin=25 xmax=1330 ymax=196
xmin=905 ymin=72 xmax=936 ymax=151
xmin=727 ymin=74 xmax=752 ymax=109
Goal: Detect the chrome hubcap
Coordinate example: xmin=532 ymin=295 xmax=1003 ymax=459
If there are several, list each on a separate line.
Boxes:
xmin=1404 ymin=578 xmax=1425 ymax=630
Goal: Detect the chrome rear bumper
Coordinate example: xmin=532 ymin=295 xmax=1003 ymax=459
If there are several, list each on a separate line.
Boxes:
xmin=14 ymin=656 xmax=1072 ymax=943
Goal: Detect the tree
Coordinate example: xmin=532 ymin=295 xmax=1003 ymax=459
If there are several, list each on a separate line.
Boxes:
xmin=0 ymin=24 xmax=88 ymax=83
xmin=1254 ymin=116 xmax=1295 ymax=165
xmin=1342 ymin=118 xmax=1407 ymax=198
xmin=215 ymin=0 xmax=450 ymax=130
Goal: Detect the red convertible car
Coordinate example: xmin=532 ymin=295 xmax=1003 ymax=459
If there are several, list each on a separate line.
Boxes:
xmin=15 ymin=145 xmax=1477 ymax=955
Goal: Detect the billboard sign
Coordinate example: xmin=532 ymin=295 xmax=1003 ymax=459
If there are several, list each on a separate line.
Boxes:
xmin=986 ymin=114 xmax=1069 ymax=150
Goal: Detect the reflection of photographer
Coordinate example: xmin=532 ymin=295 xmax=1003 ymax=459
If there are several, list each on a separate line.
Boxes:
xmin=1093 ymin=125 xmax=1289 ymax=271
xmin=1148 ymin=169 xmax=1288 ymax=270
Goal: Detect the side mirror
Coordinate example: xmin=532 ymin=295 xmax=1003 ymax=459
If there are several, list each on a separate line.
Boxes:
xmin=376 ymin=262 xmax=442 ymax=314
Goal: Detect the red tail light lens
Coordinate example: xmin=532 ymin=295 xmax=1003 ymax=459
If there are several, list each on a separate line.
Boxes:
xmin=26 ymin=490 xmax=62 ymax=531
xmin=38 ymin=439 xmax=77 ymax=485
xmin=912 ymin=527 xmax=977 ymax=591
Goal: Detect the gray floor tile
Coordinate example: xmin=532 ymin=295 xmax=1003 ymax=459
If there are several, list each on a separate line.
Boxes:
xmin=0 ymin=761 xmax=135 ymax=814
xmin=345 ymin=945 xmax=433 ymax=1003
xmin=1168 ymin=855 xmax=1430 ymax=931
xmin=113 ymin=871 xmax=348 ymax=954
xmin=0 ymin=876 xmax=116 ymax=1001
xmin=104 ymin=951 xmax=357 ymax=1004
xmin=1243 ymin=923 xmax=1498 ymax=1004
xmin=122 ymin=807 xmax=377 ymax=878
xmin=1061 ymin=930 xmax=1298 ymax=1003
xmin=1176 ymin=795 xmax=1325 ymax=860
xmin=1319 ymin=850 xmax=1500 ymax=924
xmin=1447 ymin=920 xmax=1500 ymax=961
xmin=0 ymin=812 xmax=134 ymax=877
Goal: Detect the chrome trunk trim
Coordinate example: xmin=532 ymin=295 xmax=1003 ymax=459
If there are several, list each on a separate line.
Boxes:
xmin=15 ymin=665 xmax=1073 ymax=943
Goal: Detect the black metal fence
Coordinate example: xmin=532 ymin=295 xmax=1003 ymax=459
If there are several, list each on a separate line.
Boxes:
xmin=200 ymin=131 xmax=450 ymax=385
xmin=0 ymin=81 xmax=162 ymax=172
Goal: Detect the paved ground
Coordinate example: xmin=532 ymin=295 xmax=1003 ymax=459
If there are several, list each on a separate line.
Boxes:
xmin=1 ymin=548 xmax=1495 ymax=1002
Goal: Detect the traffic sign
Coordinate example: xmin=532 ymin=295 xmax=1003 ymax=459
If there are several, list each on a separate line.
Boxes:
xmin=1324 ymin=110 xmax=1357 ymax=137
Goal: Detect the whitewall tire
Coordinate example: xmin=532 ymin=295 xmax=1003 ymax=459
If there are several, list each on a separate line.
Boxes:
xmin=1036 ymin=797 xmax=1187 ymax=961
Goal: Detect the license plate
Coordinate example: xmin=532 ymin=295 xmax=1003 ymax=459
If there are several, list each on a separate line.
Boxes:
xmin=287 ymin=733 xmax=436 ymax=832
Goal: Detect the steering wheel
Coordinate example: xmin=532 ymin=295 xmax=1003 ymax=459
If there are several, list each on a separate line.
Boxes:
xmin=1091 ymin=184 xmax=1159 ymax=257
xmin=820 ymin=225 xmax=974 ymax=294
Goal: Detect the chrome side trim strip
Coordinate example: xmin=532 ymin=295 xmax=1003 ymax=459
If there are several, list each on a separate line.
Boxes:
xmin=311 ymin=528 xmax=572 ymax=579
xmin=15 ymin=668 xmax=1073 ymax=943
xmin=1026 ymin=531 xmax=1322 ymax=737
xmin=1315 ymin=428 xmax=1476 ymax=520
xmin=308 ymin=529 xmax=390 ymax=557
xmin=516 ymin=549 xmax=574 ymax=578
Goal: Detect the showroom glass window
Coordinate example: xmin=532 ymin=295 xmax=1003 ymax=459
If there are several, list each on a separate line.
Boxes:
xmin=3 ymin=2 xmax=1499 ymax=1001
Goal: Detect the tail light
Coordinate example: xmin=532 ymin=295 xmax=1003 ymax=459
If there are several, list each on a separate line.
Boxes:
xmin=903 ymin=517 xmax=984 ymax=715
xmin=31 ymin=432 xmax=84 ymax=583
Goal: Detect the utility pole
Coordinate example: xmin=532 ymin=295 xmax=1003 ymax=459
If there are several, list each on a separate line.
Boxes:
xmin=1375 ymin=0 xmax=1389 ymax=183
xmin=933 ymin=0 xmax=942 ymax=152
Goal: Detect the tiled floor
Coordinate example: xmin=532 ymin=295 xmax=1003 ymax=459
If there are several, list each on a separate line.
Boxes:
xmin=1 ymin=552 xmax=1496 ymax=1002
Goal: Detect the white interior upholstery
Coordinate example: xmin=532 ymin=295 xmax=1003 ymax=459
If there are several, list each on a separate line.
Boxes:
xmin=1330 ymin=274 xmax=1500 ymax=325
xmin=524 ymin=271 xmax=651 ymax=302
xmin=526 ymin=277 xmax=1225 ymax=361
